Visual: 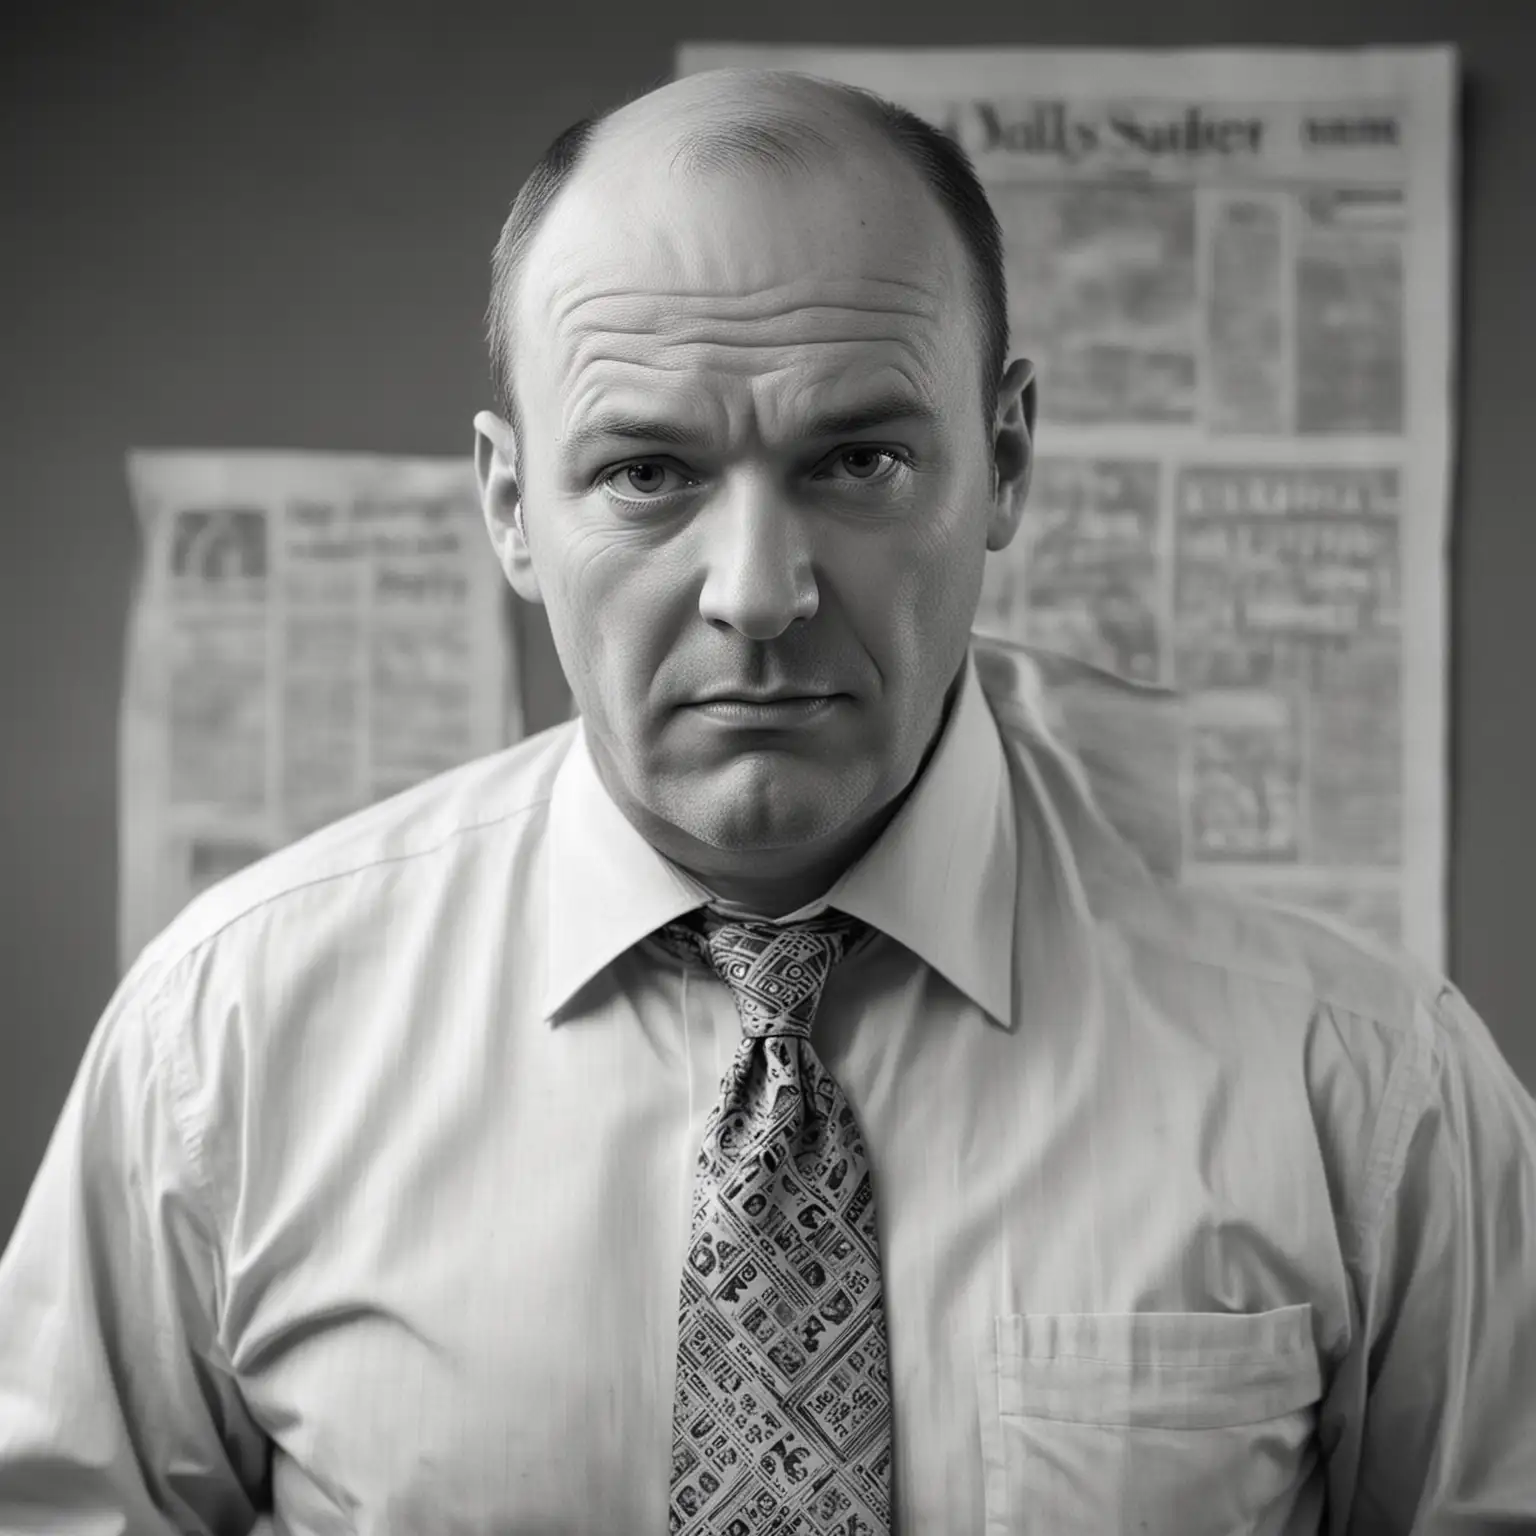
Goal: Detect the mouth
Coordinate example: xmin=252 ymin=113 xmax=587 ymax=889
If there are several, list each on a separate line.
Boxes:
xmin=686 ymin=694 xmax=844 ymax=726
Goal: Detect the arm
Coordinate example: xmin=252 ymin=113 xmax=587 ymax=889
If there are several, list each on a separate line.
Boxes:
xmin=0 ymin=970 xmax=269 ymax=1532
xmin=1345 ymin=982 xmax=1536 ymax=1532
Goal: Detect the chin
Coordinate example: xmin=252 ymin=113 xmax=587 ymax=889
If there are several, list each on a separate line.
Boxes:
xmin=667 ymin=756 xmax=874 ymax=856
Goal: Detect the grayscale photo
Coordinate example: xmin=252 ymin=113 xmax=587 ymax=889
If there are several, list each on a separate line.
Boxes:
xmin=1 ymin=5 xmax=1532 ymax=1532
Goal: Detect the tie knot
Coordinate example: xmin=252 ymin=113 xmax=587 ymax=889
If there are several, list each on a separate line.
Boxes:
xmin=657 ymin=912 xmax=860 ymax=1039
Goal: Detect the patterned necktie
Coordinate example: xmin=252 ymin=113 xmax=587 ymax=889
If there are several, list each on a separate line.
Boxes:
xmin=655 ymin=910 xmax=893 ymax=1536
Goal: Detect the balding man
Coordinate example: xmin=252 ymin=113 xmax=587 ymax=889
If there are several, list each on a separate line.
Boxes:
xmin=2 ymin=69 xmax=1533 ymax=1535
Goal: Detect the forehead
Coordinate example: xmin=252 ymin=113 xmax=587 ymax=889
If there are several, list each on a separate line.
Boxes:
xmin=513 ymin=149 xmax=971 ymax=434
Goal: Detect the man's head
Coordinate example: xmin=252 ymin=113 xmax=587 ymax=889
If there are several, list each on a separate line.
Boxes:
xmin=475 ymin=68 xmax=1035 ymax=910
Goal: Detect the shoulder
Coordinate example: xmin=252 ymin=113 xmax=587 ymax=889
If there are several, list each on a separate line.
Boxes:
xmin=123 ymin=719 xmax=580 ymax=1003
xmin=974 ymin=634 xmax=1443 ymax=1044
xmin=1123 ymin=876 xmax=1439 ymax=1036
xmin=972 ymin=637 xmax=1477 ymax=1216
xmin=86 ymin=721 xmax=583 ymax=1232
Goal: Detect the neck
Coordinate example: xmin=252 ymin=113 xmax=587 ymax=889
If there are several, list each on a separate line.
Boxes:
xmin=682 ymin=806 xmax=905 ymax=919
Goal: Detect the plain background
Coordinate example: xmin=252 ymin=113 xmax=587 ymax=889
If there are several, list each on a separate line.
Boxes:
xmin=1 ymin=0 xmax=1532 ymax=1248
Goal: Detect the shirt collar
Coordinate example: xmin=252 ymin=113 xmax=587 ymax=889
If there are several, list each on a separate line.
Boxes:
xmin=541 ymin=730 xmax=711 ymax=1022
xmin=805 ymin=651 xmax=1016 ymax=1028
xmin=541 ymin=649 xmax=1017 ymax=1028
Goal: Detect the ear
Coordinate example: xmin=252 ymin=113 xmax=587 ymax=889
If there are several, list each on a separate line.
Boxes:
xmin=985 ymin=357 xmax=1036 ymax=553
xmin=473 ymin=409 xmax=541 ymax=604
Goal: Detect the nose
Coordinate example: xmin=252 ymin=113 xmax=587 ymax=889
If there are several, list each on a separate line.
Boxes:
xmin=696 ymin=484 xmax=819 ymax=640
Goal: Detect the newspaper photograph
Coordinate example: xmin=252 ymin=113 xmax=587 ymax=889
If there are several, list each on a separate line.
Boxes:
xmin=676 ymin=44 xmax=1456 ymax=966
xmin=119 ymin=450 xmax=519 ymax=970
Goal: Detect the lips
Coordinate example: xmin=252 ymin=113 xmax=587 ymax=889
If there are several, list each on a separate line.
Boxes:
xmin=686 ymin=694 xmax=843 ymax=726
xmin=695 ymin=693 xmax=830 ymax=705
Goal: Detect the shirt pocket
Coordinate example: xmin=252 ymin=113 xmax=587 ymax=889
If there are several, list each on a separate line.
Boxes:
xmin=979 ymin=1304 xmax=1321 ymax=1536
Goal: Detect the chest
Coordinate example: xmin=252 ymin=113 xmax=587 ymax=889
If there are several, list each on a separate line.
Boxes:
xmin=230 ymin=948 xmax=1342 ymax=1533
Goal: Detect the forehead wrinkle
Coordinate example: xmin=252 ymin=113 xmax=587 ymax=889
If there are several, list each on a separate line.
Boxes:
xmin=559 ymin=328 xmax=944 ymax=418
xmin=553 ymin=296 xmax=947 ymax=381
xmin=559 ymin=367 xmax=719 ymax=435
xmin=546 ymin=267 xmax=944 ymax=358
xmin=542 ymin=275 xmax=944 ymax=332
xmin=557 ymin=354 xmax=942 ymax=457
xmin=557 ymin=310 xmax=940 ymax=341
xmin=568 ymin=332 xmax=940 ymax=366
xmin=558 ymin=349 xmax=699 ymax=419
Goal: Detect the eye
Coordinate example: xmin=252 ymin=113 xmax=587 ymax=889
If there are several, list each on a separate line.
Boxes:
xmin=599 ymin=460 xmax=695 ymax=504
xmin=823 ymin=447 xmax=910 ymax=486
xmin=597 ymin=446 xmax=912 ymax=506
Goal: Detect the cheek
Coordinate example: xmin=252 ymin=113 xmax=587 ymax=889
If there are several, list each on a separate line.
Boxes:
xmin=839 ymin=512 xmax=987 ymax=680
xmin=535 ymin=524 xmax=684 ymax=705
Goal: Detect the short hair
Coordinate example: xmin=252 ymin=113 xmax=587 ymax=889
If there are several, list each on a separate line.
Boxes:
xmin=485 ymin=77 xmax=1009 ymax=463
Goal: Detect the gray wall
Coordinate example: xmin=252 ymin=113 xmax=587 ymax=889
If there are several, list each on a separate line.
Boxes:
xmin=2 ymin=0 xmax=1532 ymax=1245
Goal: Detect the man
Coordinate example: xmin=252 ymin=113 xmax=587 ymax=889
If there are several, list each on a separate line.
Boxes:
xmin=1 ymin=66 xmax=1533 ymax=1535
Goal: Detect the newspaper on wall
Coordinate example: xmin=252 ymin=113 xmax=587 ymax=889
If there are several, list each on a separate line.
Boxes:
xmin=676 ymin=44 xmax=1457 ymax=968
xmin=119 ymin=451 xmax=519 ymax=971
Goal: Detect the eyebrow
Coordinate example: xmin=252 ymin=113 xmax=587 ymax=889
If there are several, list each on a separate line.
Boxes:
xmin=562 ymin=391 xmax=942 ymax=458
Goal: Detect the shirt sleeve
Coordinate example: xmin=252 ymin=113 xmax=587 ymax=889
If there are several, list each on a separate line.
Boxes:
xmin=1347 ymin=981 xmax=1536 ymax=1532
xmin=0 ymin=964 xmax=269 ymax=1532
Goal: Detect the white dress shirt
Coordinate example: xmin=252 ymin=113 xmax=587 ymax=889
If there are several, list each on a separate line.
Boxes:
xmin=1 ymin=638 xmax=1533 ymax=1534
